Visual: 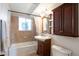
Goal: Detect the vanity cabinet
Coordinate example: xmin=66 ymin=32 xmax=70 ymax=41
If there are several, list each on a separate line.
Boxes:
xmin=53 ymin=3 xmax=78 ymax=37
xmin=37 ymin=39 xmax=51 ymax=56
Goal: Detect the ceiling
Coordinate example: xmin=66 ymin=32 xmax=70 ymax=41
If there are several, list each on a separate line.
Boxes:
xmin=9 ymin=3 xmax=39 ymax=13
xmin=33 ymin=3 xmax=63 ymax=16
xmin=9 ymin=3 xmax=63 ymax=17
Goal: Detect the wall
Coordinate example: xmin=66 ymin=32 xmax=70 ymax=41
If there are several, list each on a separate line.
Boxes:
xmin=0 ymin=3 xmax=11 ymax=55
xmin=10 ymin=15 xmax=36 ymax=43
xmin=52 ymin=35 xmax=79 ymax=56
xmin=51 ymin=3 xmax=79 ymax=56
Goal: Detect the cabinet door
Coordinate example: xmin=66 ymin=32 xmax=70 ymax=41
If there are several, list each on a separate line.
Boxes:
xmin=53 ymin=7 xmax=62 ymax=35
xmin=37 ymin=40 xmax=45 ymax=56
xmin=62 ymin=4 xmax=78 ymax=36
xmin=53 ymin=3 xmax=78 ymax=37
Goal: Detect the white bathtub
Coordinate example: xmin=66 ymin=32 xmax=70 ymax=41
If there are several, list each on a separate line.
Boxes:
xmin=9 ymin=41 xmax=37 ymax=56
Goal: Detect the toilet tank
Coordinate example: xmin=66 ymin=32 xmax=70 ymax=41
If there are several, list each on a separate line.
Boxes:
xmin=51 ymin=45 xmax=72 ymax=56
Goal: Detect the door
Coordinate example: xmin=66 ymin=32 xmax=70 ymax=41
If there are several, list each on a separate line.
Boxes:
xmin=53 ymin=7 xmax=62 ymax=35
xmin=62 ymin=4 xmax=76 ymax=36
xmin=0 ymin=20 xmax=2 ymax=51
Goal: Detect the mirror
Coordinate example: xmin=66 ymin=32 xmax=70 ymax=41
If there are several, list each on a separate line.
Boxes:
xmin=42 ymin=17 xmax=49 ymax=33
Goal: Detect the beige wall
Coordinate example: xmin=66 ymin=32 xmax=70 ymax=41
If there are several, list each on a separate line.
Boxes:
xmin=10 ymin=16 xmax=36 ymax=43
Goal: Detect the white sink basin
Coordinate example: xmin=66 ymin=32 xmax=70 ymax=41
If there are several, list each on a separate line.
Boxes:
xmin=34 ymin=36 xmax=51 ymax=41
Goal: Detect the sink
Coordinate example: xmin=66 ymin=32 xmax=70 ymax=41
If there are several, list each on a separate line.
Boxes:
xmin=34 ymin=35 xmax=52 ymax=41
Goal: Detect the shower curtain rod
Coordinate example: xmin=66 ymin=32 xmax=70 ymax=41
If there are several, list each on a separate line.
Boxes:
xmin=8 ymin=10 xmax=49 ymax=18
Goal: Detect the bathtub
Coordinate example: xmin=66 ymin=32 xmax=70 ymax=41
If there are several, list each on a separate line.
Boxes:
xmin=9 ymin=41 xmax=37 ymax=56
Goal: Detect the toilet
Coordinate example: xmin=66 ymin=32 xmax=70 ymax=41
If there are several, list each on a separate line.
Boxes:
xmin=51 ymin=45 xmax=72 ymax=56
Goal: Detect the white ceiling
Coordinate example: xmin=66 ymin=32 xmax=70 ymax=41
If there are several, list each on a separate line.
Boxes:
xmin=9 ymin=3 xmax=63 ymax=17
xmin=9 ymin=3 xmax=39 ymax=13
xmin=33 ymin=3 xmax=63 ymax=16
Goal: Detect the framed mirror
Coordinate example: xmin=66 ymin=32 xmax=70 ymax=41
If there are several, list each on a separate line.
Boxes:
xmin=42 ymin=17 xmax=49 ymax=33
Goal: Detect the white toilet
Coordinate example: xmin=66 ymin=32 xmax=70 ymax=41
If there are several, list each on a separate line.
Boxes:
xmin=51 ymin=45 xmax=72 ymax=56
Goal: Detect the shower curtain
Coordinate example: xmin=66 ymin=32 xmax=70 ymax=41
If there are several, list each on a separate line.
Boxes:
xmin=34 ymin=17 xmax=42 ymax=35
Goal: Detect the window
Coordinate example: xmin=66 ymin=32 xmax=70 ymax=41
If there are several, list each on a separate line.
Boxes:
xmin=19 ymin=17 xmax=32 ymax=31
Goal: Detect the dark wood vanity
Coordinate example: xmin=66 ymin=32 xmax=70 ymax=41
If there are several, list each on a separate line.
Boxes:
xmin=37 ymin=39 xmax=51 ymax=56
